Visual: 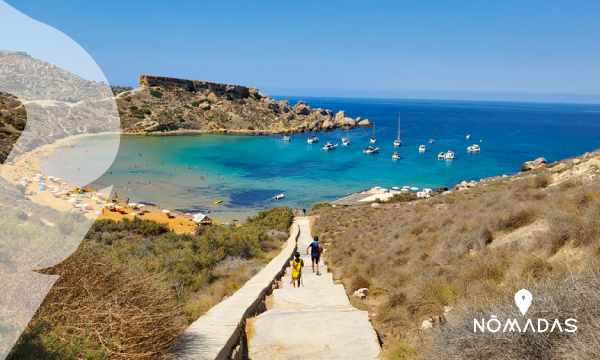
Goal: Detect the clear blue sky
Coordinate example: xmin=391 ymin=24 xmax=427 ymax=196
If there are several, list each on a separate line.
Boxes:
xmin=6 ymin=0 xmax=600 ymax=102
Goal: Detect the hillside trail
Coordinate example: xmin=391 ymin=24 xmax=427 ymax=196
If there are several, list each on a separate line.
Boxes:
xmin=247 ymin=217 xmax=381 ymax=360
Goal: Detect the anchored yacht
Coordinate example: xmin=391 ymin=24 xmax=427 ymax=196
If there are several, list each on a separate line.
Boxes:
xmin=282 ymin=136 xmax=291 ymax=141
xmin=307 ymin=135 xmax=319 ymax=144
xmin=370 ymin=124 xmax=376 ymax=143
xmin=363 ymin=146 xmax=380 ymax=154
xmin=392 ymin=152 xmax=401 ymax=160
xmin=467 ymin=144 xmax=481 ymax=152
xmin=438 ymin=151 xmax=445 ymax=159
xmin=419 ymin=145 xmax=426 ymax=152
xmin=322 ymin=142 xmax=338 ymax=151
xmin=394 ymin=113 xmax=402 ymax=147
xmin=445 ymin=150 xmax=455 ymax=160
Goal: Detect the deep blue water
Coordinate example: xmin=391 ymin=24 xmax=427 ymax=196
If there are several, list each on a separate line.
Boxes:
xmin=43 ymin=98 xmax=600 ymax=221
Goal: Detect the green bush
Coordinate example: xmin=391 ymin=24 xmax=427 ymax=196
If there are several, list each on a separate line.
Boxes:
xmin=149 ymin=89 xmax=163 ymax=99
xmin=310 ymin=202 xmax=331 ymax=212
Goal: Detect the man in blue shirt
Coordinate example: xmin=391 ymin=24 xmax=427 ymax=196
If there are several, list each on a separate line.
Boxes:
xmin=306 ymin=235 xmax=323 ymax=275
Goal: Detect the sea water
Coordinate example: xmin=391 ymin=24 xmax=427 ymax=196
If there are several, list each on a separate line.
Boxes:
xmin=41 ymin=98 xmax=600 ymax=221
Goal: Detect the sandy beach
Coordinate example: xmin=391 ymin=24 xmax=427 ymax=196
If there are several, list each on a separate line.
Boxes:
xmin=0 ymin=143 xmax=211 ymax=234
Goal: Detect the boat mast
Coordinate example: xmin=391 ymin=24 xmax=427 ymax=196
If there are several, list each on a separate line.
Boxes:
xmin=398 ymin=112 xmax=401 ymax=140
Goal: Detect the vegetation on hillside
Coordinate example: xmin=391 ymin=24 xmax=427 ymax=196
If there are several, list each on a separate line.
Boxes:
xmin=8 ymin=207 xmax=293 ymax=360
xmin=311 ymin=152 xmax=600 ymax=359
xmin=0 ymin=93 xmax=26 ymax=163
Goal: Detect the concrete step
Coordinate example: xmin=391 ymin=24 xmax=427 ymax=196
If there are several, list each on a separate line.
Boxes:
xmin=249 ymin=307 xmax=380 ymax=360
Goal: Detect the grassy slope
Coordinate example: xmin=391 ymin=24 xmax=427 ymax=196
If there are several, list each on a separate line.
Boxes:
xmin=8 ymin=207 xmax=293 ymax=360
xmin=311 ymin=151 xmax=600 ymax=359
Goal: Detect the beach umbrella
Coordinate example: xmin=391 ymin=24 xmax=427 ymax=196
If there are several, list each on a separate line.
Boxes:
xmin=403 ymin=186 xmax=410 ymax=189
xmin=20 ymin=181 xmax=26 ymax=185
xmin=104 ymin=203 xmax=113 ymax=207
xmin=392 ymin=186 xmax=400 ymax=190
xmin=53 ymin=178 xmax=60 ymax=181
xmin=137 ymin=204 xmax=146 ymax=208
xmin=115 ymin=205 xmax=123 ymax=209
xmin=68 ymin=198 xmax=77 ymax=203
xmin=91 ymin=197 xmax=99 ymax=201
xmin=78 ymin=194 xmax=84 ymax=197
xmin=70 ymin=194 xmax=78 ymax=197
xmin=21 ymin=176 xmax=28 ymax=180
xmin=401 ymin=188 xmax=409 ymax=192
xmin=96 ymin=192 xmax=103 ymax=196
xmin=128 ymin=203 xmax=137 ymax=207
xmin=410 ymin=187 xmax=419 ymax=191
xmin=130 ymin=213 xmax=137 ymax=216
xmin=231 ymin=219 xmax=238 ymax=223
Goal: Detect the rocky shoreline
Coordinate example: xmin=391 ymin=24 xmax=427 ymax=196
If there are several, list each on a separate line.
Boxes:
xmin=115 ymin=75 xmax=373 ymax=135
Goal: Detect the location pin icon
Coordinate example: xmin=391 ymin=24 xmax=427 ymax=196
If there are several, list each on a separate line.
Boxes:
xmin=515 ymin=289 xmax=533 ymax=315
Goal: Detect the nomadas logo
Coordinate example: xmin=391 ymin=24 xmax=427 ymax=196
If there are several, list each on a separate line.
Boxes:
xmin=474 ymin=289 xmax=577 ymax=333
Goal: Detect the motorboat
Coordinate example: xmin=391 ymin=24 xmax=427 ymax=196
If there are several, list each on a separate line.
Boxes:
xmin=466 ymin=134 xmax=471 ymax=140
xmin=363 ymin=146 xmax=380 ymax=154
xmin=342 ymin=137 xmax=350 ymax=146
xmin=322 ymin=142 xmax=338 ymax=150
xmin=445 ymin=150 xmax=455 ymax=160
xmin=282 ymin=136 xmax=291 ymax=141
xmin=274 ymin=194 xmax=284 ymax=200
xmin=394 ymin=113 xmax=402 ymax=147
xmin=467 ymin=144 xmax=481 ymax=152
xmin=438 ymin=151 xmax=446 ymax=159
xmin=419 ymin=145 xmax=426 ymax=152
xmin=307 ymin=135 xmax=319 ymax=144
xmin=392 ymin=152 xmax=401 ymax=160
xmin=370 ymin=124 xmax=376 ymax=143
xmin=429 ymin=139 xmax=435 ymax=144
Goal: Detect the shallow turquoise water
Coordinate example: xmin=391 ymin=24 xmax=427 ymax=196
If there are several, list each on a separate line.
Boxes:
xmin=41 ymin=98 xmax=600 ymax=221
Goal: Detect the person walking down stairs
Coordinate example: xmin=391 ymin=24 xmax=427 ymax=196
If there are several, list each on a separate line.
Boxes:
xmin=290 ymin=252 xmax=304 ymax=287
xmin=306 ymin=235 xmax=323 ymax=275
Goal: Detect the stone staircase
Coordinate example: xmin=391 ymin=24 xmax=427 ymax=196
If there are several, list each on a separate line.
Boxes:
xmin=247 ymin=217 xmax=381 ymax=360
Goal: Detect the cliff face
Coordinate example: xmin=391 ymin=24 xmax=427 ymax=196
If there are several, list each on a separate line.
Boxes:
xmin=116 ymin=75 xmax=372 ymax=134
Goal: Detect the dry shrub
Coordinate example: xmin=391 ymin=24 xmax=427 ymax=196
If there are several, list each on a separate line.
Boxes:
xmin=493 ymin=207 xmax=537 ymax=232
xmin=348 ymin=273 xmax=371 ymax=292
xmin=9 ymin=251 xmax=185 ymax=359
xmin=534 ymin=174 xmax=552 ymax=189
xmin=430 ymin=269 xmax=600 ymax=360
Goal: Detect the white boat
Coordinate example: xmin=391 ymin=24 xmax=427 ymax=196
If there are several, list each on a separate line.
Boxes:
xmin=342 ymin=129 xmax=350 ymax=146
xmin=274 ymin=193 xmax=284 ymax=200
xmin=438 ymin=151 xmax=445 ymax=159
xmin=307 ymin=135 xmax=319 ymax=144
xmin=429 ymin=139 xmax=435 ymax=144
xmin=392 ymin=152 xmax=401 ymax=160
xmin=466 ymin=134 xmax=471 ymax=140
xmin=282 ymin=136 xmax=291 ymax=141
xmin=394 ymin=113 xmax=402 ymax=147
xmin=370 ymin=124 xmax=376 ymax=143
xmin=322 ymin=142 xmax=338 ymax=151
xmin=363 ymin=146 xmax=380 ymax=154
xmin=445 ymin=150 xmax=455 ymax=160
xmin=419 ymin=145 xmax=426 ymax=152
xmin=467 ymin=144 xmax=481 ymax=152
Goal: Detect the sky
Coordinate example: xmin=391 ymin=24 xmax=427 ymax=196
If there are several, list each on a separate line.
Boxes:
xmin=5 ymin=0 xmax=600 ymax=103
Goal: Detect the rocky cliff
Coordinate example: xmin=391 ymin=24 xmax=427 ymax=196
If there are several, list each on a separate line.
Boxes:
xmin=116 ymin=75 xmax=371 ymax=134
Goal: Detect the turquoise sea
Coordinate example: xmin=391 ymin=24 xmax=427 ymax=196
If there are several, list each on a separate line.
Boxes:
xmin=42 ymin=97 xmax=600 ymax=222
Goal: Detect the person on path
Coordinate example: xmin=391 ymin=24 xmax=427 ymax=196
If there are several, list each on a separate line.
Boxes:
xmin=294 ymin=208 xmax=298 ymax=217
xmin=306 ymin=235 xmax=323 ymax=275
xmin=290 ymin=252 xmax=304 ymax=287
xmin=302 ymin=208 xmax=306 ymax=216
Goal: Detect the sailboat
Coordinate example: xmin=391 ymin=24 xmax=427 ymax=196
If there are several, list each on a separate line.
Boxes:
xmin=394 ymin=113 xmax=402 ymax=147
xmin=369 ymin=124 xmax=376 ymax=144
xmin=342 ymin=129 xmax=350 ymax=146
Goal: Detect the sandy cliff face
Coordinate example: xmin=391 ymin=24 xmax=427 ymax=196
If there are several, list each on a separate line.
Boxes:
xmin=116 ymin=75 xmax=372 ymax=134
